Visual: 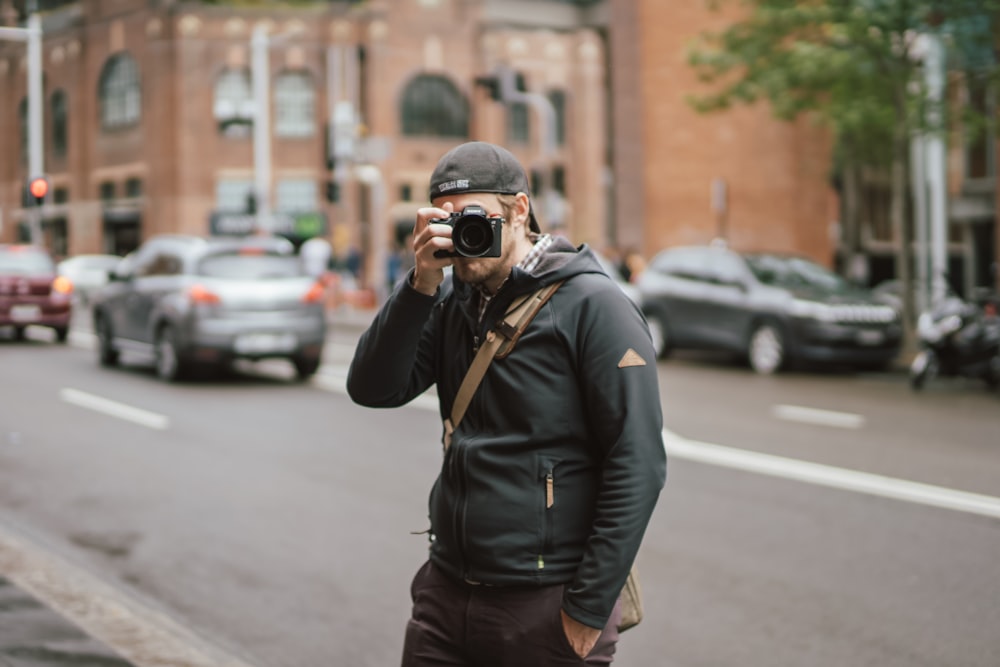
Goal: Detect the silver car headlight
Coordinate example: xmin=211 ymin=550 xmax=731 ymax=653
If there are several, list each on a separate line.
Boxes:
xmin=790 ymin=299 xmax=836 ymax=322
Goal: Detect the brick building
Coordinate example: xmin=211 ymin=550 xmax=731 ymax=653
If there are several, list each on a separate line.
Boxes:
xmin=0 ymin=0 xmax=611 ymax=288
xmin=3 ymin=0 xmax=994 ymax=295
xmin=608 ymin=0 xmax=997 ymax=295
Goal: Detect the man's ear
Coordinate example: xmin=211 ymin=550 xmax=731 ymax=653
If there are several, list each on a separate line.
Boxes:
xmin=513 ymin=192 xmax=531 ymax=229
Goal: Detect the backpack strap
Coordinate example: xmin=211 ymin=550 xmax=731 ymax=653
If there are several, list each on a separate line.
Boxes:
xmin=443 ymin=279 xmax=565 ymax=451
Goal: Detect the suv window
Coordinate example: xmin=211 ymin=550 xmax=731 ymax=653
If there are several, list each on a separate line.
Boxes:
xmin=649 ymin=248 xmax=712 ymax=282
xmin=196 ymin=252 xmax=302 ymax=280
xmin=706 ymin=250 xmax=748 ymax=285
xmin=0 ymin=247 xmax=53 ymax=276
xmin=745 ymin=254 xmax=847 ymax=292
xmin=136 ymin=252 xmax=183 ymax=277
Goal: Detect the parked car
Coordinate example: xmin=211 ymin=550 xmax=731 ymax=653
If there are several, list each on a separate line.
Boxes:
xmin=0 ymin=244 xmax=73 ymax=342
xmin=593 ymin=249 xmax=642 ymax=306
xmin=92 ymin=234 xmax=326 ymax=381
xmin=637 ymin=244 xmax=902 ymax=373
xmin=57 ymin=254 xmax=122 ymax=305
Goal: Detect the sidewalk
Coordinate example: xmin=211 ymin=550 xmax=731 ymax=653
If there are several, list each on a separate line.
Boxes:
xmin=0 ymin=576 xmax=135 ymax=667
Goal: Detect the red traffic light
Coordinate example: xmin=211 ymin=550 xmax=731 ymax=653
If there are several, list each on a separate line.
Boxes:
xmin=28 ymin=177 xmax=49 ymax=202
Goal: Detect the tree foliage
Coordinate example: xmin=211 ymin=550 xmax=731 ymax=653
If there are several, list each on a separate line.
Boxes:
xmin=687 ymin=0 xmax=999 ymax=327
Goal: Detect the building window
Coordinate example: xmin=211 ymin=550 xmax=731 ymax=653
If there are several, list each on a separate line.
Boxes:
xmin=507 ymin=101 xmax=530 ymax=144
xmin=99 ymin=181 xmax=117 ymax=201
xmin=98 ymin=53 xmax=141 ymax=129
xmin=214 ymin=68 xmax=253 ymax=138
xmin=276 ymin=179 xmax=317 ymax=212
xmin=547 ymin=89 xmax=566 ymax=146
xmin=274 ymin=71 xmax=315 ymax=138
xmin=54 ymin=188 xmax=69 ymax=204
xmin=18 ymin=97 xmax=27 ymax=164
xmin=400 ymin=74 xmax=469 ymax=138
xmin=400 ymin=183 xmax=412 ymax=201
xmin=125 ymin=177 xmax=143 ymax=198
xmin=216 ymin=179 xmax=255 ymax=212
xmin=51 ymin=90 xmax=68 ymax=157
xmin=966 ymin=78 xmax=995 ymax=181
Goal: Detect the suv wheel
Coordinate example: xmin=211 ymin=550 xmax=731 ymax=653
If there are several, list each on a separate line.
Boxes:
xmin=645 ymin=314 xmax=671 ymax=359
xmin=155 ymin=326 xmax=186 ymax=381
xmin=293 ymin=356 xmax=321 ymax=381
xmin=748 ymin=322 xmax=785 ymax=375
xmin=97 ymin=317 xmax=119 ymax=367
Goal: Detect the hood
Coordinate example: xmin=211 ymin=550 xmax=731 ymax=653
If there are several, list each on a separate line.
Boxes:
xmin=447 ymin=237 xmax=607 ymax=332
xmin=451 ymin=236 xmax=605 ymax=302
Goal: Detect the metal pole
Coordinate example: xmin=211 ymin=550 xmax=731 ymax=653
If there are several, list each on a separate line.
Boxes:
xmin=910 ymin=134 xmax=929 ymax=312
xmin=252 ymin=25 xmax=272 ymax=231
xmin=355 ymin=164 xmax=386 ymax=304
xmin=27 ymin=9 xmax=44 ymax=245
xmin=925 ymin=32 xmax=948 ymax=302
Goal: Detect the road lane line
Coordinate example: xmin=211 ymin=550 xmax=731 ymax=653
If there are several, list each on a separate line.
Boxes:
xmin=318 ymin=368 xmax=1000 ymax=519
xmin=662 ymin=429 xmax=1000 ymax=519
xmin=60 ymin=388 xmax=170 ymax=430
xmin=772 ymin=404 xmax=866 ymax=429
xmin=0 ymin=522 xmax=262 ymax=667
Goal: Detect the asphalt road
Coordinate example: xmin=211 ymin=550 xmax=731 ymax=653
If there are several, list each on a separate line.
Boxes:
xmin=0 ymin=319 xmax=998 ymax=667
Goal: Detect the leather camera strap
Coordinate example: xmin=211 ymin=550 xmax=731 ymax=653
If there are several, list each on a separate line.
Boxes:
xmin=443 ymin=279 xmax=564 ymax=452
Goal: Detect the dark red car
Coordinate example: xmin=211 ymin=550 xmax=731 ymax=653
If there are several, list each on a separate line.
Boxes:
xmin=0 ymin=244 xmax=73 ymax=342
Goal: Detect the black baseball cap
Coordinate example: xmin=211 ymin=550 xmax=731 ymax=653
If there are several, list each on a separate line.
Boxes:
xmin=429 ymin=141 xmax=540 ymax=233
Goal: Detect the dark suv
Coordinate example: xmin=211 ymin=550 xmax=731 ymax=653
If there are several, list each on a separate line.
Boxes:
xmin=0 ymin=244 xmax=73 ymax=342
xmin=92 ymin=234 xmax=326 ymax=381
xmin=637 ymin=244 xmax=903 ymax=373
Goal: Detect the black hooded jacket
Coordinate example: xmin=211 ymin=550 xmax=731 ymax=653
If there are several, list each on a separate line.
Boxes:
xmin=347 ymin=237 xmax=666 ymax=629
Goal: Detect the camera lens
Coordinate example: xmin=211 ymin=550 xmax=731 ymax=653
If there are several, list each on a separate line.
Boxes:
xmin=453 ymin=216 xmax=494 ymax=257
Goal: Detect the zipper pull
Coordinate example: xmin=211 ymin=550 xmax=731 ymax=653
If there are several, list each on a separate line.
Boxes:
xmin=546 ymin=472 xmax=554 ymax=508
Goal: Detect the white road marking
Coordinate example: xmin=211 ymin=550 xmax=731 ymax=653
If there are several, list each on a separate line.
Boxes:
xmin=60 ymin=388 xmax=170 ymax=430
xmin=662 ymin=429 xmax=1000 ymax=520
xmin=318 ymin=366 xmax=1000 ymax=519
xmin=772 ymin=404 xmax=866 ymax=429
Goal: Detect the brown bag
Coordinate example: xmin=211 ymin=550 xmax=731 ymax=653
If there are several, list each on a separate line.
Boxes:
xmin=618 ymin=565 xmax=644 ymax=632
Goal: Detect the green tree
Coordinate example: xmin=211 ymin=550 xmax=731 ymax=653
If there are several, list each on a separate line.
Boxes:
xmin=687 ymin=0 xmax=998 ymax=331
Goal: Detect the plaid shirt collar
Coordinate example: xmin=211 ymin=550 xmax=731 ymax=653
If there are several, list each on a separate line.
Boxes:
xmin=477 ymin=233 xmax=553 ymax=322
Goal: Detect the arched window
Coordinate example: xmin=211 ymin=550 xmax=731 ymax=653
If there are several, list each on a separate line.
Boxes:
xmin=98 ymin=53 xmax=141 ymax=129
xmin=214 ymin=68 xmax=253 ymax=137
xmin=274 ymin=71 xmax=315 ymax=138
xmin=51 ymin=90 xmax=68 ymax=157
xmin=400 ymin=74 xmax=468 ymax=138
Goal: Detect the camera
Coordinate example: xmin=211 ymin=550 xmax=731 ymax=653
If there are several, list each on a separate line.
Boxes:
xmin=431 ymin=205 xmax=503 ymax=258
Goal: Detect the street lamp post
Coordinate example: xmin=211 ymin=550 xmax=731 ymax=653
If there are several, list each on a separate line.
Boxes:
xmin=1 ymin=2 xmax=45 ymax=245
xmin=251 ymin=24 xmax=272 ymax=232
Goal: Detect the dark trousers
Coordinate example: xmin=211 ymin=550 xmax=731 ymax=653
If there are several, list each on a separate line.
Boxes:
xmin=401 ymin=560 xmax=622 ymax=667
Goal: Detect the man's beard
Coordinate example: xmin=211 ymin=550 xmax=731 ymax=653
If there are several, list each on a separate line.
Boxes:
xmin=453 ymin=257 xmax=506 ymax=292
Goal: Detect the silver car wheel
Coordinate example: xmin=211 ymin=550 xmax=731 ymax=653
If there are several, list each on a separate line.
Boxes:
xmin=155 ymin=328 xmax=180 ymax=381
xmin=645 ymin=315 xmax=669 ymax=359
xmin=749 ymin=324 xmax=784 ymax=375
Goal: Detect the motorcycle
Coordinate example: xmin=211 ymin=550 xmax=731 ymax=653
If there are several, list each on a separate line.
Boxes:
xmin=909 ymin=289 xmax=1000 ymax=391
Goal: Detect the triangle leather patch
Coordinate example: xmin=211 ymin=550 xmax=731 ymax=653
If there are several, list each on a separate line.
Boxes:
xmin=618 ymin=348 xmax=647 ymax=368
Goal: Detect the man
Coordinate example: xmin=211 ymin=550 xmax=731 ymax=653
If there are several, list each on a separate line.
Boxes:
xmin=348 ymin=141 xmax=666 ymax=666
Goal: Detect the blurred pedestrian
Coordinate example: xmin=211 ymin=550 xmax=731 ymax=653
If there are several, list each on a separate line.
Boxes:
xmin=347 ymin=141 xmax=666 ymax=666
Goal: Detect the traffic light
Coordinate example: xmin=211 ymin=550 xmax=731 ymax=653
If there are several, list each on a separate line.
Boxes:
xmin=27 ymin=176 xmax=49 ymax=206
xmin=475 ymin=75 xmax=502 ymax=101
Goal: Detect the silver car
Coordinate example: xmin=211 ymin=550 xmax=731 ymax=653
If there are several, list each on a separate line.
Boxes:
xmin=92 ymin=234 xmax=326 ymax=381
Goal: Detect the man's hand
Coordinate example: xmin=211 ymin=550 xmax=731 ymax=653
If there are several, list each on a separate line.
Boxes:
xmin=410 ymin=203 xmax=455 ymax=296
xmin=560 ymin=610 xmax=601 ymax=659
